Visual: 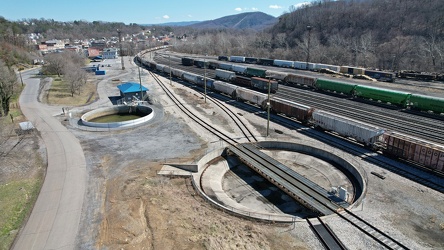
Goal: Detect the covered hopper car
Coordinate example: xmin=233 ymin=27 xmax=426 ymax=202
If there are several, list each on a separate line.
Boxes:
xmin=354 ymin=85 xmax=411 ymax=106
xmin=409 ymin=94 xmax=444 ymax=114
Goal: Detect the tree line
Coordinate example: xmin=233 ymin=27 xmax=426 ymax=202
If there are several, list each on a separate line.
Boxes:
xmin=173 ymin=0 xmax=444 ymax=73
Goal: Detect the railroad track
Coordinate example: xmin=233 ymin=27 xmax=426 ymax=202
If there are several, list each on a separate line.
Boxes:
xmin=145 ymin=62 xmax=411 ymax=249
xmin=306 ymin=217 xmax=347 ymax=250
xmin=138 ymin=58 xmax=256 ymax=143
xmin=149 ymin=52 xmax=444 ymax=188
xmin=152 ymin=52 xmax=444 ymax=145
xmin=276 ymin=86 xmax=444 ymax=144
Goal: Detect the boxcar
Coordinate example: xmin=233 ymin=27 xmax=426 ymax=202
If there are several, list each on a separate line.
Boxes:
xmin=285 ymin=74 xmax=317 ymax=88
xmin=218 ymin=56 xmax=229 ymax=61
xmin=245 ymin=57 xmax=258 ymax=64
xmin=236 ymin=88 xmax=268 ymax=108
xmin=273 ymin=59 xmax=294 ymax=68
xmin=270 ymin=97 xmax=314 ymax=123
xmin=266 ymin=70 xmax=288 ymax=81
xmin=181 ymin=57 xmax=194 ymax=66
xmin=383 ymin=132 xmax=444 ymax=172
xmin=354 ymin=85 xmax=410 ymax=106
xmin=229 ymin=56 xmax=245 ymax=63
xmin=258 ymin=58 xmax=274 ymax=66
xmin=231 ymin=65 xmax=247 ymax=75
xmin=294 ymin=61 xmax=308 ymax=70
xmin=307 ymin=63 xmax=317 ymax=71
xmin=246 ymin=67 xmax=267 ymax=78
xmin=312 ymin=110 xmax=385 ymax=146
xmin=340 ymin=66 xmax=365 ymax=75
xmin=232 ymin=76 xmax=252 ymax=88
xmin=218 ymin=63 xmax=233 ymax=71
xmin=273 ymin=60 xmax=294 ymax=68
xmin=213 ymin=81 xmax=238 ymax=98
xmin=215 ymin=69 xmax=236 ymax=82
xmin=251 ymin=77 xmax=278 ymax=93
xmin=409 ymin=94 xmax=444 ymax=114
xmin=315 ymin=79 xmax=356 ymax=95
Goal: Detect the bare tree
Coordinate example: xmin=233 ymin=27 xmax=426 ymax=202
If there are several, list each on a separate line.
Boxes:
xmin=0 ymin=60 xmax=18 ymax=117
xmin=43 ymin=53 xmax=66 ymax=77
xmin=63 ymin=62 xmax=88 ymax=97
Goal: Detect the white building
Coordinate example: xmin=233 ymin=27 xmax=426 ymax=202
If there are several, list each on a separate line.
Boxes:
xmin=102 ymin=48 xmax=119 ymax=59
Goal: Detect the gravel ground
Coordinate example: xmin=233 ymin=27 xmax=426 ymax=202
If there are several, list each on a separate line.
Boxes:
xmin=60 ymin=59 xmax=444 ymax=249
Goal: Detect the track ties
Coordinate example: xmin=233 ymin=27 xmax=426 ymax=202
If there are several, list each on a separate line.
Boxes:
xmin=338 ymin=209 xmax=410 ymax=250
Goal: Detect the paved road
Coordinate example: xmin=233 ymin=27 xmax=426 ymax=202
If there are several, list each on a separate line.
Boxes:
xmin=13 ymin=70 xmax=86 ymax=250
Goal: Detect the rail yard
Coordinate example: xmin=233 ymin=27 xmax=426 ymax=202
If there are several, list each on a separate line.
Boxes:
xmin=15 ymin=47 xmax=444 ymax=249
xmin=85 ymin=46 xmax=444 ymax=249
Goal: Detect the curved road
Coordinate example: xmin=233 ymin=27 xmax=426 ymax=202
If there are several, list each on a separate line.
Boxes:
xmin=14 ymin=70 xmax=86 ymax=249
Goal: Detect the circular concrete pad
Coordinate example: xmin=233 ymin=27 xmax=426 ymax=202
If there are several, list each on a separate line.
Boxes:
xmin=198 ymin=141 xmax=366 ymax=221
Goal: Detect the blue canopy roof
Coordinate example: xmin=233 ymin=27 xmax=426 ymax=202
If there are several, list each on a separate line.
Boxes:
xmin=117 ymin=82 xmax=148 ymax=93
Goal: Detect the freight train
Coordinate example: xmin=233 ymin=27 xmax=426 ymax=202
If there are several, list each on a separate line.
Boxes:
xmin=192 ymin=57 xmax=444 ymax=115
xmin=135 ymin=49 xmax=444 ymax=173
xmin=181 ymin=57 xmax=279 ymax=93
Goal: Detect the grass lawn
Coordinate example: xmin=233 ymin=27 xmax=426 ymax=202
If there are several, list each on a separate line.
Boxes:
xmin=0 ymin=179 xmax=42 ymax=250
xmin=47 ymin=77 xmax=98 ymax=106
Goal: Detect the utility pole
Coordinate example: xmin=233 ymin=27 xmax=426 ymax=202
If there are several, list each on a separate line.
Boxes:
xmin=266 ymin=77 xmax=271 ymax=137
xmin=169 ymin=55 xmax=172 ymax=86
xmin=204 ymin=59 xmax=207 ymax=103
xmin=306 ymin=25 xmax=312 ymax=70
xmin=117 ymin=29 xmax=125 ymax=70
xmin=138 ymin=65 xmax=143 ymax=102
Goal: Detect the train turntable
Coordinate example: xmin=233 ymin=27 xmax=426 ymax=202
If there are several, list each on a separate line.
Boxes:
xmin=195 ymin=141 xmax=366 ymax=222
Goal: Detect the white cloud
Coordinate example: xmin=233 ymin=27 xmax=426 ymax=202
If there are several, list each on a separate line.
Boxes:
xmin=234 ymin=7 xmax=243 ymax=12
xmin=162 ymin=15 xmax=170 ymax=19
xmin=269 ymin=5 xmax=282 ymax=9
xmin=252 ymin=7 xmax=259 ymax=11
xmin=187 ymin=14 xmax=193 ymax=18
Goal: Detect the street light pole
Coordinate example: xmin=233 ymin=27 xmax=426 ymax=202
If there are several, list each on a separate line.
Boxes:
xmin=117 ymin=29 xmax=125 ymax=70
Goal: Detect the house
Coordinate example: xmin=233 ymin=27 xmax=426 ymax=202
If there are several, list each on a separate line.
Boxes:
xmin=36 ymin=44 xmax=48 ymax=52
xmin=102 ymin=48 xmax=119 ymax=59
xmin=90 ymin=40 xmax=106 ymax=50
xmin=45 ymin=39 xmax=65 ymax=51
xmin=117 ymin=82 xmax=148 ymax=102
xmin=87 ymin=48 xmax=100 ymax=58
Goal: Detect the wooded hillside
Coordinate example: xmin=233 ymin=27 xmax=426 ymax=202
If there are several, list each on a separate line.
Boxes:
xmin=270 ymin=0 xmax=444 ymax=72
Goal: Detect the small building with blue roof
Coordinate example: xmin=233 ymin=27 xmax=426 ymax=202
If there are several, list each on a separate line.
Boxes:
xmin=117 ymin=82 xmax=148 ymax=102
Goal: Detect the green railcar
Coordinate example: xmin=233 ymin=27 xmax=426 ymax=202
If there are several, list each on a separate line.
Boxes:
xmin=246 ymin=67 xmax=267 ymax=78
xmin=409 ymin=94 xmax=444 ymax=114
xmin=315 ymin=79 xmax=356 ymax=95
xmin=354 ymin=85 xmax=410 ymax=106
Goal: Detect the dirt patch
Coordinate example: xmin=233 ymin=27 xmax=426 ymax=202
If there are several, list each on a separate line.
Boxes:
xmin=96 ymin=163 xmax=308 ymax=250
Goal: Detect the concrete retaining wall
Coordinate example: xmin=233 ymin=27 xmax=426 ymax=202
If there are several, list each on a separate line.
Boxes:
xmin=254 ymin=141 xmax=367 ymax=206
xmin=81 ymin=105 xmax=154 ymax=128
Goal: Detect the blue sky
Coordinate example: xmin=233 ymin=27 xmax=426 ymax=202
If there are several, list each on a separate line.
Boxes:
xmin=0 ymin=0 xmax=311 ymax=24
